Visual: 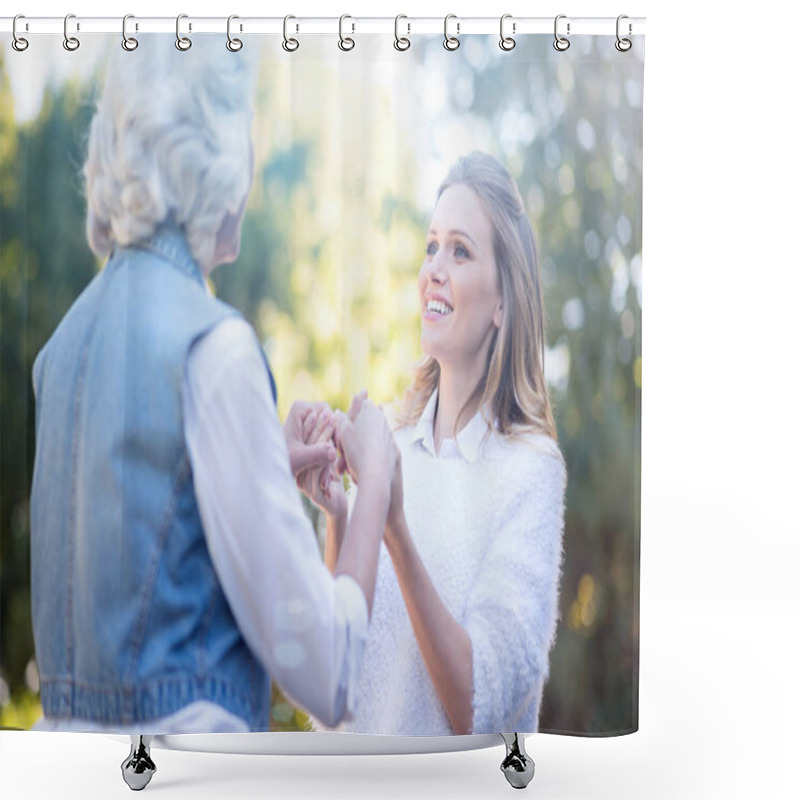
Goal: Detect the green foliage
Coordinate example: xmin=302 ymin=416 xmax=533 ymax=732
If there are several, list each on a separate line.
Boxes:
xmin=270 ymin=684 xmax=313 ymax=733
xmin=0 ymin=688 xmax=42 ymax=730
xmin=1 ymin=55 xmax=99 ymax=710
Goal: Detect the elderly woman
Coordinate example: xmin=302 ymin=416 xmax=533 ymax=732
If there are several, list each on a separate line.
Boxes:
xmin=29 ymin=39 xmax=395 ymax=734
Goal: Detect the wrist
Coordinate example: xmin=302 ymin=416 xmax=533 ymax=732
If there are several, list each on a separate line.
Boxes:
xmin=327 ymin=500 xmax=347 ymax=525
xmin=386 ymin=504 xmax=401 ymax=536
xmin=356 ymin=475 xmax=391 ymax=514
xmin=384 ymin=513 xmax=408 ymax=561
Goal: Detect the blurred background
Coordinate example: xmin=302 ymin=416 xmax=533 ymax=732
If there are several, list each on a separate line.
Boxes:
xmin=0 ymin=32 xmax=642 ymax=734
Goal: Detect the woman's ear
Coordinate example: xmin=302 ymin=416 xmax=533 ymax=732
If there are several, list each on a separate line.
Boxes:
xmin=493 ymin=302 xmax=503 ymax=329
xmin=213 ymin=193 xmax=248 ymax=266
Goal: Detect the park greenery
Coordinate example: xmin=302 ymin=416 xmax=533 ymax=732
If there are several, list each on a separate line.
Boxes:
xmin=1 ymin=34 xmax=642 ymax=734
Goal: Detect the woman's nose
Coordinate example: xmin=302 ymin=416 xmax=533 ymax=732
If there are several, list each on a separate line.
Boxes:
xmin=425 ymin=252 xmax=447 ymax=284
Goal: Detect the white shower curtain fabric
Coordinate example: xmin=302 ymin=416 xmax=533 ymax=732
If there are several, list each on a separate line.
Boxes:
xmin=0 ymin=29 xmax=643 ymax=737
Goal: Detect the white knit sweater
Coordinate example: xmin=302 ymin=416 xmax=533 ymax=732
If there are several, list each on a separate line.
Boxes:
xmin=319 ymin=390 xmax=566 ymax=736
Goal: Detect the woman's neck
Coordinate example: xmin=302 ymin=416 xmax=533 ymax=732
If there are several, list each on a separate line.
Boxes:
xmin=433 ymin=364 xmax=484 ymax=452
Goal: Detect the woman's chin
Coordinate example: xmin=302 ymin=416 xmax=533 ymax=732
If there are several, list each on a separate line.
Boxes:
xmin=420 ymin=334 xmax=444 ymax=362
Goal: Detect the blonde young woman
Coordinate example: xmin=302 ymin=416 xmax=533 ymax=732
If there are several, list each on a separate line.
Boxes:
xmin=301 ymin=151 xmax=565 ymax=735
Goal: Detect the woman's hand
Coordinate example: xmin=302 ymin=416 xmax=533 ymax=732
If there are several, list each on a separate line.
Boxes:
xmin=333 ymin=394 xmax=397 ymax=490
xmin=296 ymin=405 xmax=347 ymax=521
xmin=283 ymin=401 xmax=338 ymax=479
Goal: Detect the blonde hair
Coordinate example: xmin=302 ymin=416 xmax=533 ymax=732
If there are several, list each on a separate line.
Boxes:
xmin=396 ymin=152 xmax=557 ymax=442
xmin=83 ymin=37 xmax=256 ymax=271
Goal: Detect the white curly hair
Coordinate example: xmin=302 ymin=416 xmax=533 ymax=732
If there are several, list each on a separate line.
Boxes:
xmin=83 ymin=36 xmax=256 ymax=271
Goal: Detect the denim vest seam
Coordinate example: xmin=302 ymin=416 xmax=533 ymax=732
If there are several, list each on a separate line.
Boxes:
xmin=196 ymin=572 xmax=220 ymax=681
xmin=124 ymin=450 xmax=193 ymax=687
xmin=64 ymin=269 xmax=112 ymax=711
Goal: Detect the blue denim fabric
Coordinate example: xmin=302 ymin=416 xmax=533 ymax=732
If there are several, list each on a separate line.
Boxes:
xmin=30 ymin=224 xmax=273 ymax=730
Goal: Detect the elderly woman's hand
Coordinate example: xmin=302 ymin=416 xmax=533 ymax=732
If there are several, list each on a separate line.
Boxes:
xmin=295 ymin=405 xmax=347 ymax=520
xmin=283 ymin=401 xmax=338 ymax=479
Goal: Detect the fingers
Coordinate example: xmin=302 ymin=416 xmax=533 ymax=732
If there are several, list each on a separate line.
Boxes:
xmin=290 ymin=399 xmax=332 ymax=434
xmin=319 ymin=465 xmax=334 ymax=501
xmin=292 ymin=442 xmax=337 ymax=476
xmin=332 ymin=409 xmax=352 ymax=445
xmin=297 ymin=461 xmax=336 ymax=503
xmin=347 ymin=389 xmax=368 ymax=422
xmin=302 ymin=406 xmax=335 ymax=446
xmin=288 ymin=400 xmax=314 ymax=430
xmin=296 ymin=468 xmax=311 ymax=497
xmin=294 ymin=392 xmax=376 ymax=484
xmin=300 ymin=408 xmax=317 ymax=442
xmin=291 ymin=405 xmax=337 ymax=477
xmin=332 ymin=409 xmax=353 ymax=476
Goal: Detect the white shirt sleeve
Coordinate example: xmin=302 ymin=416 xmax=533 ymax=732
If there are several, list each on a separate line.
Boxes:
xmin=183 ymin=316 xmax=368 ymax=728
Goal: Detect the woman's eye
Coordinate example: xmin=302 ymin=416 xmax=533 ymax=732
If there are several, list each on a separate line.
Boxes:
xmin=454 ymin=244 xmax=470 ymax=260
xmin=426 ymin=242 xmax=438 ymax=257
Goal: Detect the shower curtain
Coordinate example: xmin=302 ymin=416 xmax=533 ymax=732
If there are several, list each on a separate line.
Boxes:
xmin=0 ymin=20 xmax=643 ymax=739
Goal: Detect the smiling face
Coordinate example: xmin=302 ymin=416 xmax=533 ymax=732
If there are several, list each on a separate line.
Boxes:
xmin=418 ymin=183 xmax=503 ymax=376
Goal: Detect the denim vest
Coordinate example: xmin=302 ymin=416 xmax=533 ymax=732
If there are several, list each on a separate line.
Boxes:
xmin=30 ymin=225 xmax=274 ymax=730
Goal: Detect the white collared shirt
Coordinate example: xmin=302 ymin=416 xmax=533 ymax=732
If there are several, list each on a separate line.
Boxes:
xmin=411 ymin=388 xmax=491 ymax=462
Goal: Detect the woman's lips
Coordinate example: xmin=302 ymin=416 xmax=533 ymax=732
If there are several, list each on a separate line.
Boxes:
xmin=423 ymin=296 xmax=453 ymax=321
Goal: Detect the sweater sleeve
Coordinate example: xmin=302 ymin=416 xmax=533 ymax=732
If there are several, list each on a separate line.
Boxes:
xmin=463 ymin=445 xmax=566 ymax=734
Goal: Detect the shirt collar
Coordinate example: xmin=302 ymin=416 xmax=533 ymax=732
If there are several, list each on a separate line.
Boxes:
xmin=411 ymin=388 xmax=490 ymax=463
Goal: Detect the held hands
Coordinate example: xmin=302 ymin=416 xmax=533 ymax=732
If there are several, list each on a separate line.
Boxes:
xmin=283 ymin=401 xmax=338 ymax=478
xmin=295 ymin=405 xmax=347 ymax=520
xmin=292 ymin=391 xmax=399 ymax=520
xmin=331 ymin=392 xmax=397 ymax=491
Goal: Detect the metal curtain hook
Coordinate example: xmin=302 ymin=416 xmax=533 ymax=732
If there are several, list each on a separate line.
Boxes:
xmin=615 ymin=14 xmax=632 ymax=52
xmin=63 ymin=14 xmax=80 ymax=51
xmin=282 ymin=15 xmax=299 ymax=52
xmin=499 ymin=14 xmax=516 ymax=51
xmin=443 ymin=14 xmax=460 ymax=51
xmin=122 ymin=14 xmax=138 ymax=51
xmin=338 ymin=14 xmax=355 ymax=51
xmin=227 ymin=15 xmax=243 ymax=51
xmin=554 ymin=14 xmax=570 ymax=51
xmin=176 ymin=13 xmax=192 ymax=50
xmin=394 ymin=14 xmax=410 ymax=51
xmin=12 ymin=14 xmax=29 ymax=52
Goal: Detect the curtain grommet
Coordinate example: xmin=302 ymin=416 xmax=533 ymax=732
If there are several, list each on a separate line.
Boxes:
xmin=176 ymin=13 xmax=192 ymax=51
xmin=338 ymin=14 xmax=355 ymax=51
xmin=443 ymin=14 xmax=460 ymax=51
xmin=499 ymin=14 xmax=516 ymax=51
xmin=121 ymin=14 xmax=138 ymax=51
xmin=227 ymin=15 xmax=243 ymax=52
xmin=282 ymin=15 xmax=299 ymax=52
xmin=554 ymin=14 xmax=570 ymax=52
xmin=615 ymin=15 xmax=632 ymax=52
xmin=12 ymin=14 xmax=29 ymax=52
xmin=394 ymin=14 xmax=411 ymax=51
xmin=63 ymin=14 xmax=80 ymax=51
